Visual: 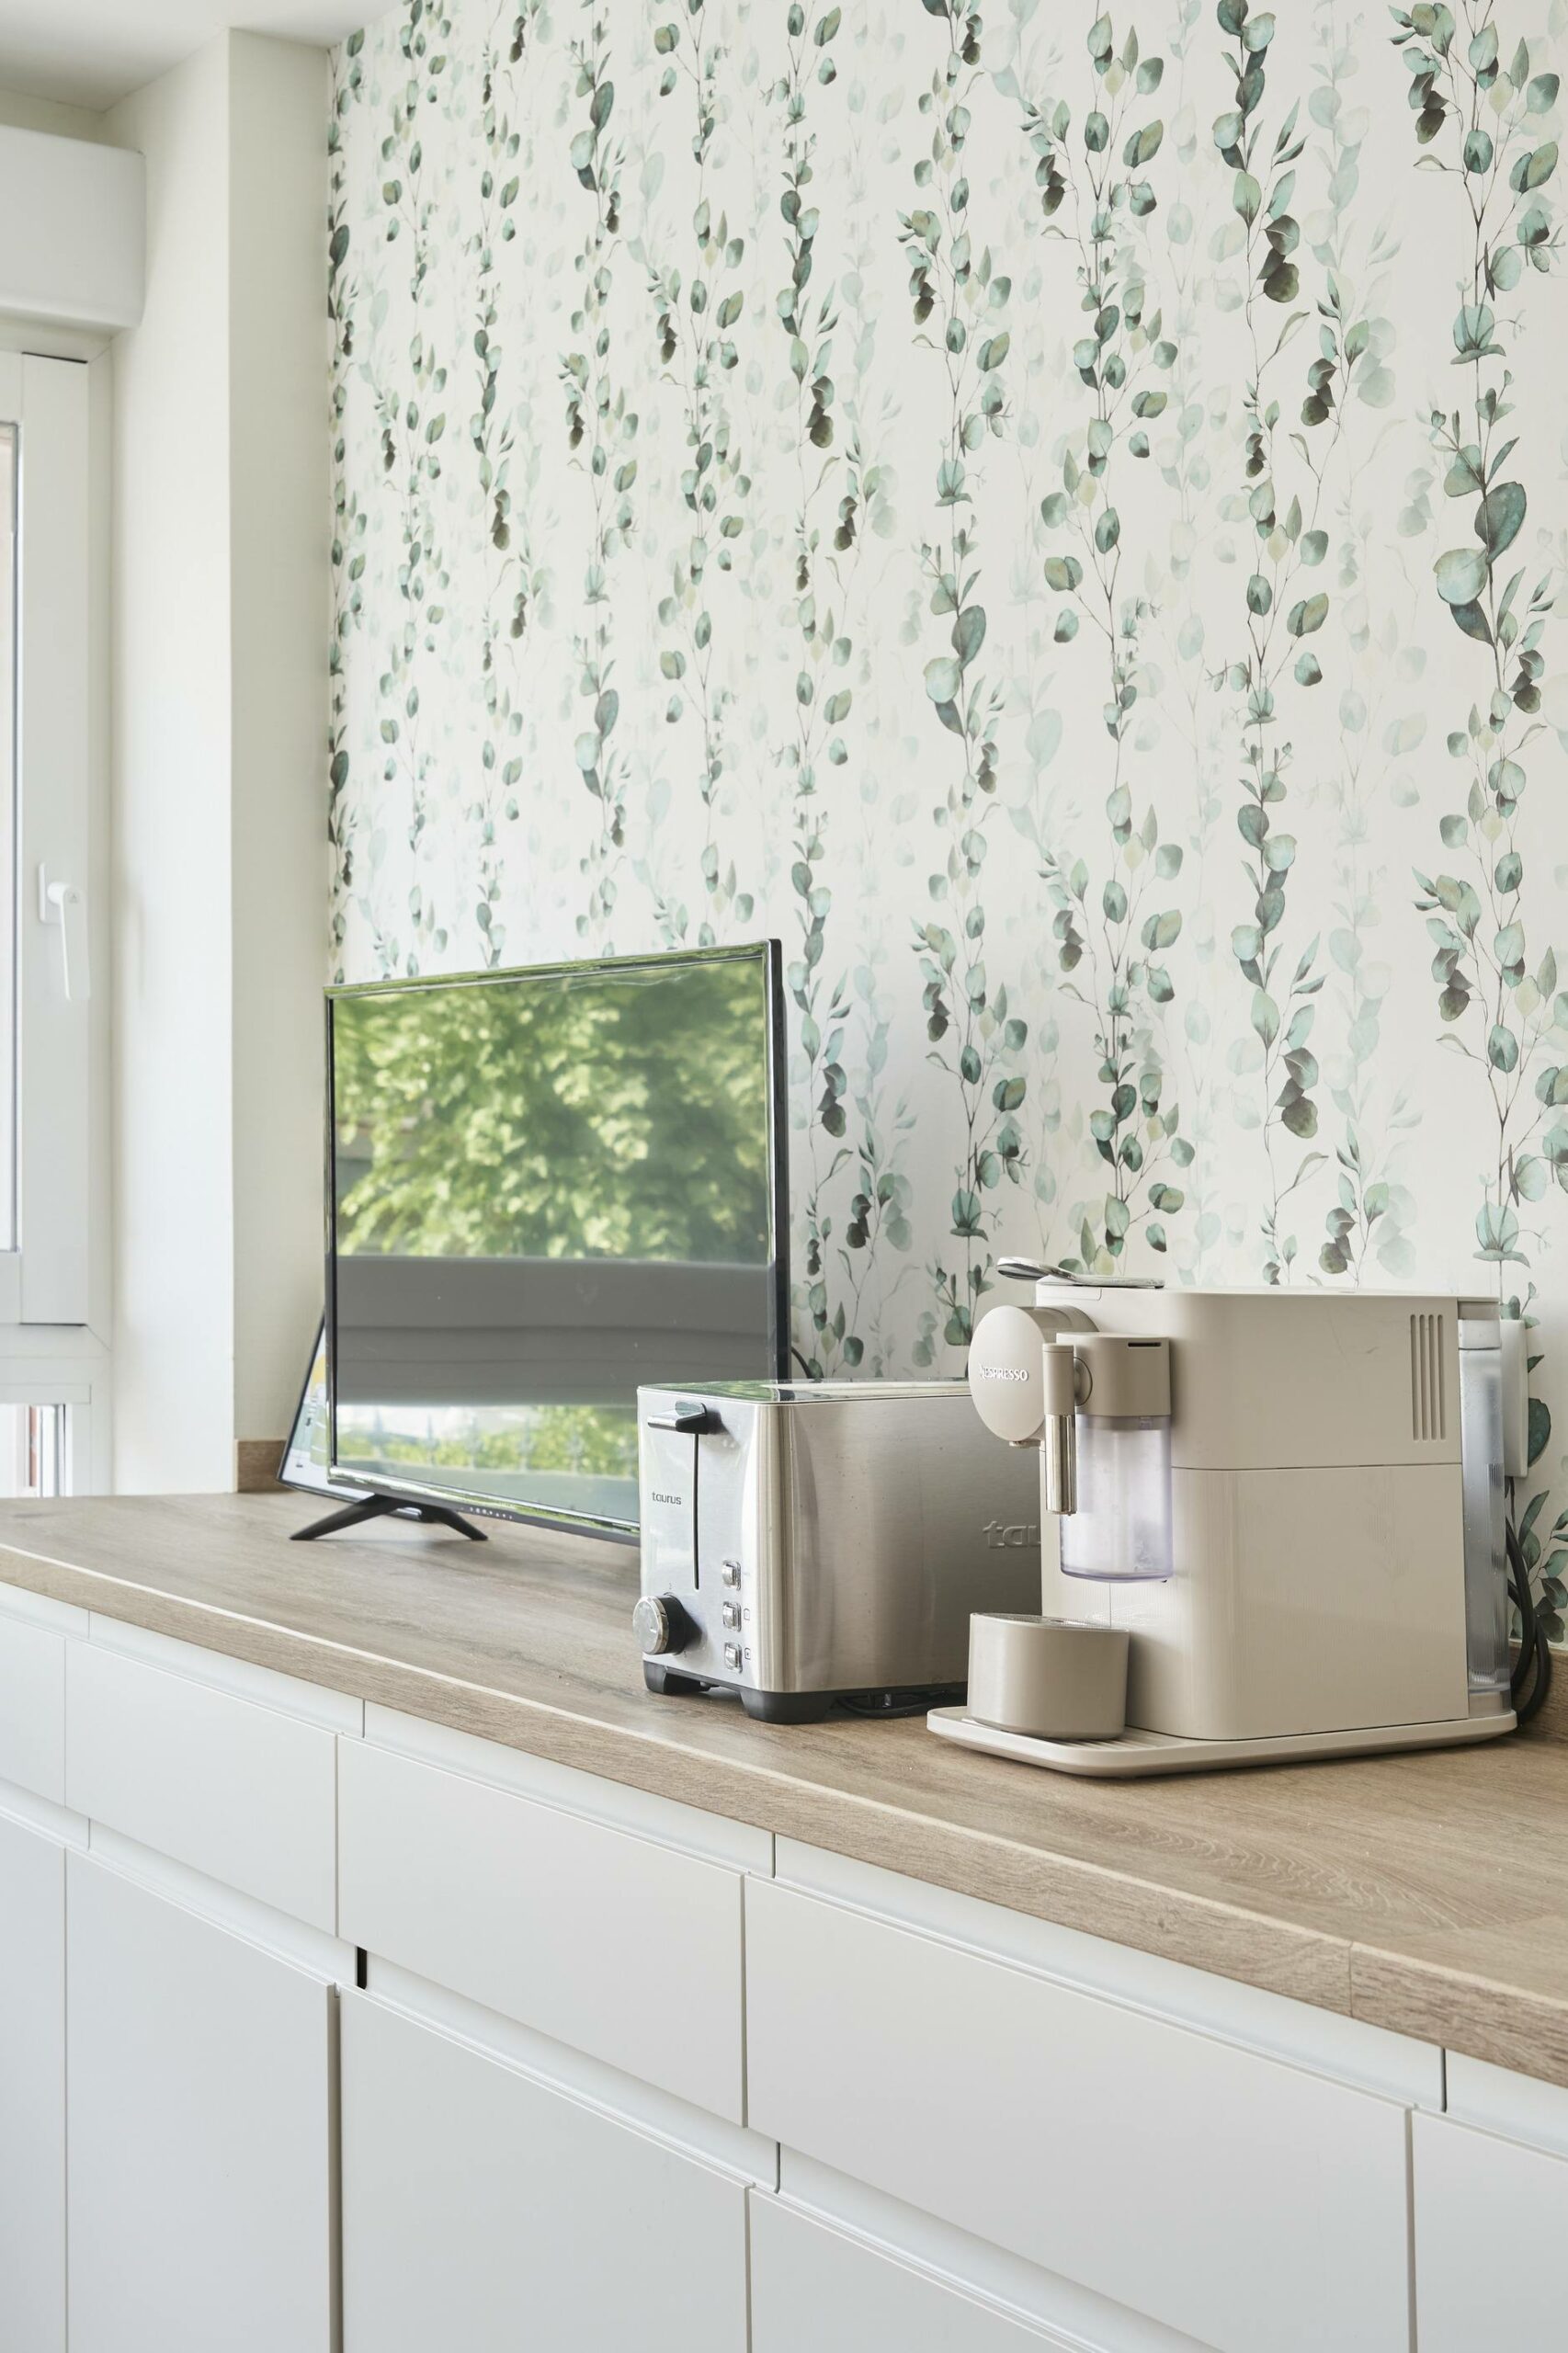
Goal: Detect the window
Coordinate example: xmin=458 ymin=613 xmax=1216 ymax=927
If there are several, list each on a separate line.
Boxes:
xmin=0 ymin=352 xmax=101 ymax=1490
xmin=0 ymin=354 xmax=92 ymax=1324
xmin=0 ymin=420 xmax=14 ymax=1246
xmin=0 ymin=1402 xmax=68 ymax=1497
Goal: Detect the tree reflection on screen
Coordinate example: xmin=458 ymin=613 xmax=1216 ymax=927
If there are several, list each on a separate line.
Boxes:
xmin=332 ymin=956 xmax=773 ymax=1264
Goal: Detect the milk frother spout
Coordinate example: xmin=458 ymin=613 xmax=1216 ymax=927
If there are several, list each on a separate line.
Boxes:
xmin=1039 ymin=1343 xmax=1080 ymax=1518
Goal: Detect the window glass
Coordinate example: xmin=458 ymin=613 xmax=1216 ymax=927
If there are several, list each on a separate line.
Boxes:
xmin=0 ymin=1402 xmax=66 ymax=1496
xmin=0 ymin=426 xmax=16 ymax=1252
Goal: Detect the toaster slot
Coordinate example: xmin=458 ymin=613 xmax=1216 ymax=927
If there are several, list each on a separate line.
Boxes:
xmin=640 ymin=1418 xmax=699 ymax=1594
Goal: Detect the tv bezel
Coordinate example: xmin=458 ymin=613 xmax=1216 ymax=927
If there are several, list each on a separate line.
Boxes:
xmin=322 ymin=939 xmax=790 ymax=1544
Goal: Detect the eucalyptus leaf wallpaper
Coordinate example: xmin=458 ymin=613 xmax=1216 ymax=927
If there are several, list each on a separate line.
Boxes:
xmin=328 ymin=0 xmax=1568 ymax=1622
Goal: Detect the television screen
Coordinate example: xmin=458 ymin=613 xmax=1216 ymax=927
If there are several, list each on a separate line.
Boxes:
xmin=326 ymin=943 xmax=788 ymax=1537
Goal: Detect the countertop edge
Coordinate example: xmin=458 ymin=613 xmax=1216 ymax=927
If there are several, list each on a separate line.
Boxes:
xmin=1351 ymin=1940 xmax=1568 ymax=2090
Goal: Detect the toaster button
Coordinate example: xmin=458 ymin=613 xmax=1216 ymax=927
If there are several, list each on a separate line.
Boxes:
xmin=723 ymin=1643 xmax=743 ymax=1672
xmin=721 ymin=1560 xmax=741 ymax=1587
xmin=722 ymin=1602 xmax=742 ymax=1631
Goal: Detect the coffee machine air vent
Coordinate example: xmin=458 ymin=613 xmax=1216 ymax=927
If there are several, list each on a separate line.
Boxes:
xmin=1410 ymin=1311 xmax=1447 ymax=1442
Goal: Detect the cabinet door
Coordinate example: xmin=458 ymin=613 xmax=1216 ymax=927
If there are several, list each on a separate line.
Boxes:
xmin=341 ymin=1992 xmax=749 ymax=2353
xmin=0 ymin=1812 xmax=65 ymax=2353
xmin=747 ymin=1881 xmax=1411 ymax=2353
xmin=1414 ymin=2111 xmax=1562 ymax=2348
xmin=66 ymin=1856 xmax=335 ymax=2353
xmin=750 ymin=2197 xmax=1077 ymax=2352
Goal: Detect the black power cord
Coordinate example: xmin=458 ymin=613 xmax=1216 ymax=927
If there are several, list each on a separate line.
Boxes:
xmin=1506 ymin=1506 xmax=1554 ymax=1729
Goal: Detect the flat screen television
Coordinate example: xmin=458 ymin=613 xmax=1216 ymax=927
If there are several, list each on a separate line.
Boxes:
xmin=324 ymin=942 xmax=789 ymax=1540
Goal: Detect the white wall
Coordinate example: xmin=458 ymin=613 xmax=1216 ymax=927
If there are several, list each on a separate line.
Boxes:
xmin=228 ymin=32 xmax=328 ymax=1454
xmin=0 ymin=85 xmax=112 ymax=143
xmin=108 ymin=33 xmax=327 ymax=1492
xmin=108 ymin=41 xmax=234 ymax=1492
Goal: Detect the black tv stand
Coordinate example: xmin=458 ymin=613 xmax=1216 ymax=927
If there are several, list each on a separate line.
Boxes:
xmin=290 ymin=1494 xmax=489 ymax=1543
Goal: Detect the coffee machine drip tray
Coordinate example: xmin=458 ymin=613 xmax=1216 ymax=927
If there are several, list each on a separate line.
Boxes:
xmin=926 ymin=1705 xmax=1517 ymax=1779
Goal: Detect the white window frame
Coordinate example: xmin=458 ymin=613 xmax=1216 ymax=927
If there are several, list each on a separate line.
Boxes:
xmin=0 ymin=350 xmax=92 ymax=1328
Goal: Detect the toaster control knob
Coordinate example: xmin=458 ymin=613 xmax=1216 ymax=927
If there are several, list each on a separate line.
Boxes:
xmin=632 ymin=1595 xmax=693 ymax=1656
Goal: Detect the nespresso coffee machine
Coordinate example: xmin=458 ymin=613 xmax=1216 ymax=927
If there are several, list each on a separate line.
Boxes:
xmin=935 ymin=1272 xmax=1518 ymax=1775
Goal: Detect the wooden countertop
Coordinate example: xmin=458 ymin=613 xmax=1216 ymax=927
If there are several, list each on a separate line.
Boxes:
xmin=4 ymin=1490 xmax=1567 ymax=2087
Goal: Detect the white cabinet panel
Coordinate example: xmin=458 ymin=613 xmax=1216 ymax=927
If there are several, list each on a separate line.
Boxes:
xmin=66 ymin=1855 xmax=335 ymax=2353
xmin=751 ymin=2198 xmax=1076 ymax=2352
xmin=0 ymin=1813 xmax=65 ymax=2353
xmin=65 ymin=1640 xmax=336 ymax=1929
xmin=338 ymin=1736 xmax=745 ymax=2120
xmin=746 ymin=1881 xmax=1410 ymax=2353
xmin=1414 ymin=2111 xmax=1562 ymax=2348
xmin=0 ymin=1610 xmax=66 ymax=1802
xmin=88 ymin=1611 xmax=363 ymax=1733
xmin=1446 ymin=2050 xmax=1568 ymax=2159
xmin=341 ymin=1992 xmax=748 ymax=2353
xmin=778 ymin=1837 xmax=1442 ymax=2109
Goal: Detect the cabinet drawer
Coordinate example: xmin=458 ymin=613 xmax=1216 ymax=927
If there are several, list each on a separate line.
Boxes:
xmin=65 ymin=1643 xmax=335 ymax=1930
xmin=746 ymin=1882 xmax=1410 ymax=2353
xmin=342 ymin=1995 xmax=748 ymax=2353
xmin=1414 ymin=2112 xmax=1563 ymax=2348
xmin=751 ymin=2198 xmax=1070 ymax=2352
xmin=337 ymin=1738 xmax=745 ymax=2120
xmin=0 ymin=1610 xmax=66 ymax=1803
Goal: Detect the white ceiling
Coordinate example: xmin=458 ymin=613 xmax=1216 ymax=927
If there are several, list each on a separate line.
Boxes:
xmin=0 ymin=0 xmax=364 ymax=113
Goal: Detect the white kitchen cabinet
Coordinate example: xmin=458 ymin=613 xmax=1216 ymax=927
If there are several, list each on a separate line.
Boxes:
xmin=341 ymin=1990 xmax=749 ymax=2353
xmin=0 ymin=1809 xmax=66 ymax=2353
xmin=65 ymin=1639 xmax=338 ymax=1930
xmin=65 ymin=1854 xmax=336 ymax=2353
xmin=338 ymin=1733 xmax=746 ymax=2120
xmin=746 ymin=1879 xmax=1411 ymax=2353
xmin=750 ymin=2196 xmax=1083 ymax=2352
xmin=1414 ymin=2109 xmax=1563 ymax=2348
xmin=0 ymin=1605 xmax=69 ymax=1802
xmin=7 ymin=1554 xmax=1568 ymax=2353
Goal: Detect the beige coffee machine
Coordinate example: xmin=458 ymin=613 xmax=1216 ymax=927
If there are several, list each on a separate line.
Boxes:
xmin=930 ymin=1268 xmax=1520 ymax=1775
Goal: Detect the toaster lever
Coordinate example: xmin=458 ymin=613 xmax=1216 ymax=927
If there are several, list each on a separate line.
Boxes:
xmin=644 ymin=1404 xmax=719 ymax=1435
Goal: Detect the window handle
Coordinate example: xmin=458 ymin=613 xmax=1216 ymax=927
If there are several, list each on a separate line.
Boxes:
xmin=38 ymin=867 xmax=90 ymax=1002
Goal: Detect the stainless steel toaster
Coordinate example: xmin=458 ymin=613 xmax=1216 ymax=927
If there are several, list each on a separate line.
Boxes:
xmin=634 ymin=1379 xmax=1042 ymax=1721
